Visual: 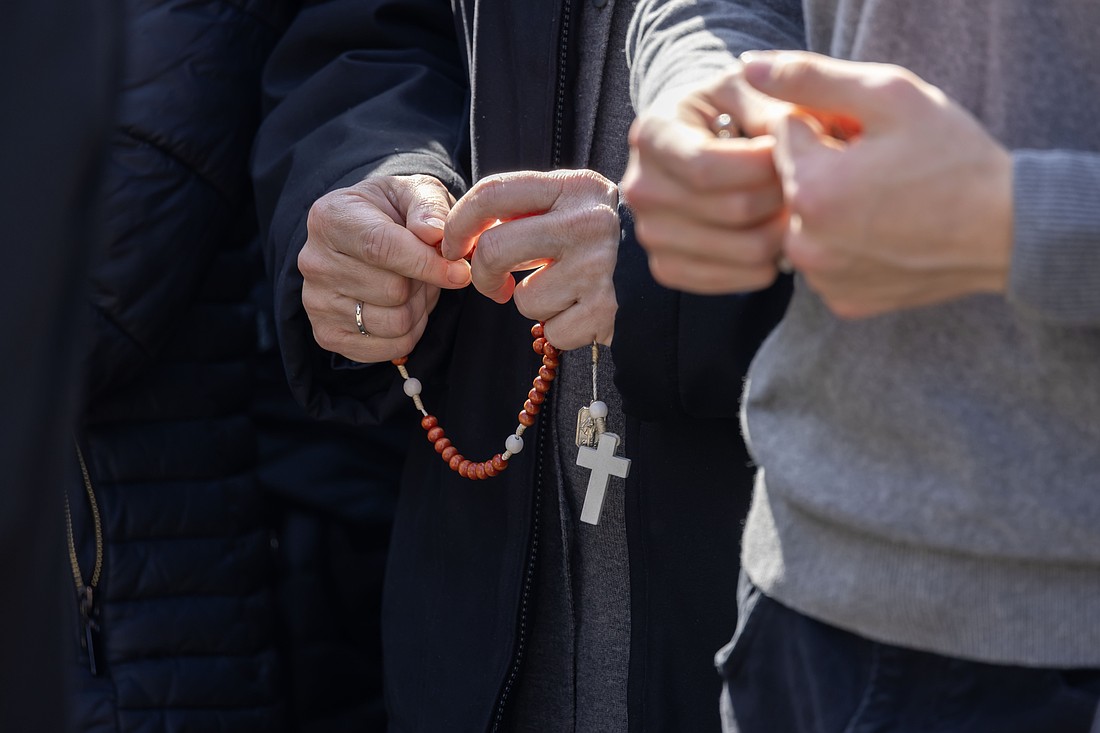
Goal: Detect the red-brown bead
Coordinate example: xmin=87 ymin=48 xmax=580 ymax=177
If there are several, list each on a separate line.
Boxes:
xmin=532 ymin=338 xmax=547 ymax=355
xmin=523 ymin=400 xmax=540 ymax=415
xmin=542 ymin=343 xmax=558 ymax=358
xmin=518 ymin=410 xmax=536 ymax=427
xmin=533 ymin=377 xmax=550 ymax=394
xmin=528 ymin=388 xmax=545 ymax=405
xmin=421 ymin=415 xmax=438 ymax=431
xmin=475 ymin=463 xmax=488 ymax=480
xmin=492 ymin=454 xmax=508 ymax=472
xmin=458 ymin=459 xmax=472 ymax=477
xmin=542 ymin=355 xmax=559 ymax=369
xmin=426 ymin=426 xmax=445 ymax=443
xmin=484 ymin=462 xmax=499 ymax=477
xmin=449 ymin=454 xmax=464 ymax=471
xmin=531 ymin=323 xmax=544 ymax=340
xmin=434 ymin=437 xmax=451 ymax=454
xmin=538 ymin=365 xmax=556 ymax=381
xmin=442 ymin=446 xmax=458 ymax=462
xmin=392 ymin=356 xmax=409 ymax=366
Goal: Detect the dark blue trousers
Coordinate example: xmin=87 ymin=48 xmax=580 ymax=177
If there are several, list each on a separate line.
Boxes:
xmin=718 ymin=578 xmax=1100 ymax=733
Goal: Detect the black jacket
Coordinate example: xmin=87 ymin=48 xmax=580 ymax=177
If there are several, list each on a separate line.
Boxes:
xmin=0 ymin=2 xmax=119 ymax=733
xmin=68 ymin=1 xmax=293 ymax=730
xmin=254 ymin=0 xmax=791 ymax=730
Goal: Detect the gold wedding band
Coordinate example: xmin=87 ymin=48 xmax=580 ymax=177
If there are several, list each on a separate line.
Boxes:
xmin=355 ymin=301 xmax=370 ymax=337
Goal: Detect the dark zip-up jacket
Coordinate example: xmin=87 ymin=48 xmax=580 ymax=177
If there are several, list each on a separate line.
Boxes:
xmin=68 ymin=1 xmax=292 ymax=730
xmin=253 ymin=0 xmax=790 ymax=730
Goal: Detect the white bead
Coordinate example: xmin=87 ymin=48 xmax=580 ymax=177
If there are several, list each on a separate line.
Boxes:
xmin=588 ymin=400 xmax=608 ymax=419
xmin=403 ymin=377 xmax=422 ymax=397
xmin=505 ymin=434 xmax=524 ymax=455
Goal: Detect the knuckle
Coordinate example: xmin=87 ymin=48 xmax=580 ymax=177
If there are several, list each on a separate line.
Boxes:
xmin=620 ymin=176 xmax=659 ymax=212
xmin=311 ymin=322 xmax=342 ymax=351
xmin=871 ymin=68 xmax=922 ymax=110
xmin=299 ymin=284 xmax=325 ymax=316
xmin=472 ymin=228 xmax=506 ymax=271
xmin=787 ymin=174 xmax=829 ymax=222
xmin=306 ymin=191 xmax=345 ymax=243
xmin=633 ymin=216 xmax=668 ymax=252
xmin=297 ymin=242 xmax=323 ymax=279
xmin=391 ymin=302 xmax=417 ymax=335
xmin=361 ymin=220 xmax=400 ymax=268
xmin=377 ymin=275 xmax=412 ymax=306
xmin=474 ymin=173 xmax=510 ymax=203
xmin=393 ymin=331 xmax=421 ymax=359
xmin=563 ymin=203 xmax=618 ymax=244
xmin=648 ymin=255 xmax=687 ymax=290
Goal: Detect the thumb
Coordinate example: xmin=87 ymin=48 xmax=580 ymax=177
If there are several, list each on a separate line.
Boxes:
xmin=395 ymin=175 xmax=455 ymax=247
xmin=771 ymin=111 xmax=841 ymax=203
xmin=742 ymin=50 xmax=907 ymax=134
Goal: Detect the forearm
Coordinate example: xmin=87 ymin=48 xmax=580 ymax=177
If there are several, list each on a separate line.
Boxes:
xmin=627 ymin=0 xmax=805 ymax=114
xmin=1009 ymin=149 xmax=1100 ymax=326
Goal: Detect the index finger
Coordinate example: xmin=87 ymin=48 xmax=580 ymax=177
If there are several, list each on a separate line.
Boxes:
xmin=629 ymin=113 xmax=779 ymax=193
xmin=441 ymin=171 xmax=578 ymax=260
xmin=308 ymin=189 xmax=471 ymax=289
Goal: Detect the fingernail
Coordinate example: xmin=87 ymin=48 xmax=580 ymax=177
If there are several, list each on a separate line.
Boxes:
xmin=446 ymin=260 xmax=470 ymax=285
xmin=425 ymin=216 xmax=446 ymax=231
xmin=740 ymin=52 xmax=775 ymax=85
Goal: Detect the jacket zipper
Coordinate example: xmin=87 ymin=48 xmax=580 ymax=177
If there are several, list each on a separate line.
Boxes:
xmin=66 ymin=439 xmax=104 ymax=676
xmin=489 ymin=2 xmax=573 ymax=728
xmin=490 ymin=392 xmax=552 ymax=732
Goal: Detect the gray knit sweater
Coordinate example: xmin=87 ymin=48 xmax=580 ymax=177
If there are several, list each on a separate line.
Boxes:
xmin=629 ymin=0 xmax=1100 ymax=667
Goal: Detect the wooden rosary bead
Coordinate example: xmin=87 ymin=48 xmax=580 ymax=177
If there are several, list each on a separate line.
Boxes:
xmin=396 ymin=322 xmax=554 ymax=480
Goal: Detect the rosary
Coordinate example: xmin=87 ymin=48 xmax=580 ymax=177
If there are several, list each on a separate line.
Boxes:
xmin=392 ymin=323 xmax=630 ymax=524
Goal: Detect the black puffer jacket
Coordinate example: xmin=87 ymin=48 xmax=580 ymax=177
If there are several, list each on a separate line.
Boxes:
xmin=67 ymin=1 xmax=294 ymax=730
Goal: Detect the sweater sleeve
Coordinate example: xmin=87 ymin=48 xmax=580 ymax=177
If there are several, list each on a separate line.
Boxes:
xmin=626 ymin=0 xmax=805 ymax=114
xmin=1009 ymin=150 xmax=1100 ymax=326
xmin=612 ymin=0 xmax=801 ymax=421
xmin=251 ymin=0 xmax=470 ymax=425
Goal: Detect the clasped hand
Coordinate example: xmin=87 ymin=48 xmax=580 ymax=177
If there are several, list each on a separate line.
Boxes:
xmin=623 ymin=51 xmax=1014 ymax=318
xmin=298 ymin=169 xmax=620 ymax=364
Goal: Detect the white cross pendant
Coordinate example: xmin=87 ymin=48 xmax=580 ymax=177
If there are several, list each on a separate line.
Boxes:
xmin=576 ymin=432 xmax=630 ymax=525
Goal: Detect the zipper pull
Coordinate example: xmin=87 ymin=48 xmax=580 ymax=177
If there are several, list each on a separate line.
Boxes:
xmin=78 ymin=585 xmax=102 ymax=676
